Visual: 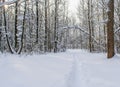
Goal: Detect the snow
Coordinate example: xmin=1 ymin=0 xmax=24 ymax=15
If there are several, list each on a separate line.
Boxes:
xmin=0 ymin=50 xmax=120 ymax=87
xmin=0 ymin=0 xmax=17 ymax=7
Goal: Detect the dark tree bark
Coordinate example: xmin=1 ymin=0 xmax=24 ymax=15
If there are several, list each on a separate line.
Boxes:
xmin=54 ymin=0 xmax=59 ymax=53
xmin=14 ymin=1 xmax=18 ymax=51
xmin=91 ymin=0 xmax=94 ymax=51
xmin=44 ymin=0 xmax=48 ymax=52
xmin=107 ymin=0 xmax=115 ymax=58
xmin=88 ymin=0 xmax=92 ymax=52
xmin=0 ymin=0 xmax=2 ymax=52
xmin=47 ymin=0 xmax=51 ymax=52
xmin=36 ymin=0 xmax=39 ymax=43
xmin=0 ymin=10 xmax=2 ymax=52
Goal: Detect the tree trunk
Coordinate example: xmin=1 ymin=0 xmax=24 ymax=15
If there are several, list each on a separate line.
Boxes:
xmin=54 ymin=0 xmax=59 ymax=53
xmin=3 ymin=0 xmax=14 ymax=53
xmin=88 ymin=0 xmax=92 ymax=52
xmin=17 ymin=0 xmax=27 ymax=54
xmin=0 ymin=13 xmax=2 ymax=52
xmin=91 ymin=0 xmax=94 ymax=51
xmin=14 ymin=1 xmax=18 ymax=51
xmin=36 ymin=1 xmax=39 ymax=44
xmin=44 ymin=0 xmax=48 ymax=52
xmin=0 ymin=2 xmax=2 ymax=52
xmin=107 ymin=0 xmax=115 ymax=58
xmin=47 ymin=0 xmax=51 ymax=52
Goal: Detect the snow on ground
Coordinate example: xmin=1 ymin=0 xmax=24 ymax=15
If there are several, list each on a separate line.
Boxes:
xmin=0 ymin=50 xmax=120 ymax=87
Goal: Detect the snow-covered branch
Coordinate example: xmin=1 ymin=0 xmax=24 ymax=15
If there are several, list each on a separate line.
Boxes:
xmin=63 ymin=25 xmax=105 ymax=50
xmin=0 ymin=0 xmax=18 ymax=7
xmin=115 ymin=27 xmax=120 ymax=33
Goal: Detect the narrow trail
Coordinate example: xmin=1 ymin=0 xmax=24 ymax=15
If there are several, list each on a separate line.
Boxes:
xmin=66 ymin=54 xmax=86 ymax=87
xmin=64 ymin=50 xmax=120 ymax=87
xmin=50 ymin=50 xmax=106 ymax=87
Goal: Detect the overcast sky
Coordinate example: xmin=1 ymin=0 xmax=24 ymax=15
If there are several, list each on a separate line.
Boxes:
xmin=68 ymin=0 xmax=80 ymax=23
xmin=68 ymin=0 xmax=79 ymax=15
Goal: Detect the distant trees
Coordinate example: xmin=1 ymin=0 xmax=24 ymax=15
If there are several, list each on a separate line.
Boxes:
xmin=0 ymin=0 xmax=118 ymax=59
xmin=0 ymin=0 xmax=69 ymax=54
xmin=76 ymin=0 xmax=116 ymax=58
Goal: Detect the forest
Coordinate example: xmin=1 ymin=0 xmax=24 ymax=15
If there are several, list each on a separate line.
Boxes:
xmin=1 ymin=0 xmax=120 ymax=87
xmin=0 ymin=0 xmax=119 ymax=58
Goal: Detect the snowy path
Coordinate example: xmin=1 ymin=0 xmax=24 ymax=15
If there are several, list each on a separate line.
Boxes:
xmin=67 ymin=50 xmax=120 ymax=87
xmin=66 ymin=50 xmax=90 ymax=87
xmin=0 ymin=50 xmax=120 ymax=87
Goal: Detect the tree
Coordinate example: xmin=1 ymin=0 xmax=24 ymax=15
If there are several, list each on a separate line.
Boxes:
xmin=36 ymin=0 xmax=39 ymax=44
xmin=17 ymin=0 xmax=27 ymax=54
xmin=88 ymin=0 xmax=92 ymax=52
xmin=107 ymin=0 xmax=115 ymax=58
xmin=44 ymin=0 xmax=48 ymax=52
xmin=54 ymin=0 xmax=59 ymax=53
xmin=3 ymin=0 xmax=14 ymax=53
xmin=14 ymin=1 xmax=18 ymax=51
xmin=0 ymin=0 xmax=69 ymax=54
xmin=0 ymin=0 xmax=2 ymax=52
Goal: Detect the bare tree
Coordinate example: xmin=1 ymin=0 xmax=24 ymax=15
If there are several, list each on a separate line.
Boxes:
xmin=54 ymin=0 xmax=59 ymax=53
xmin=17 ymin=0 xmax=27 ymax=54
xmin=14 ymin=1 xmax=18 ymax=51
xmin=44 ymin=0 xmax=48 ymax=52
xmin=36 ymin=0 xmax=39 ymax=44
xmin=88 ymin=0 xmax=92 ymax=52
xmin=0 ymin=0 xmax=2 ymax=52
xmin=3 ymin=0 xmax=14 ymax=53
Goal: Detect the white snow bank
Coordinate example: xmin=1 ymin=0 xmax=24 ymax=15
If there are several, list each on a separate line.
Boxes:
xmin=67 ymin=50 xmax=120 ymax=87
xmin=0 ymin=52 xmax=73 ymax=87
xmin=0 ymin=50 xmax=120 ymax=87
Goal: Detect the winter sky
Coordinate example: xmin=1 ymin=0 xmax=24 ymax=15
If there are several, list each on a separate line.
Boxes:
xmin=68 ymin=0 xmax=79 ymax=13
xmin=68 ymin=0 xmax=80 ymax=23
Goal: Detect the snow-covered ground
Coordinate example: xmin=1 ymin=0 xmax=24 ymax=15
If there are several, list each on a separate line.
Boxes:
xmin=0 ymin=50 xmax=120 ymax=87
